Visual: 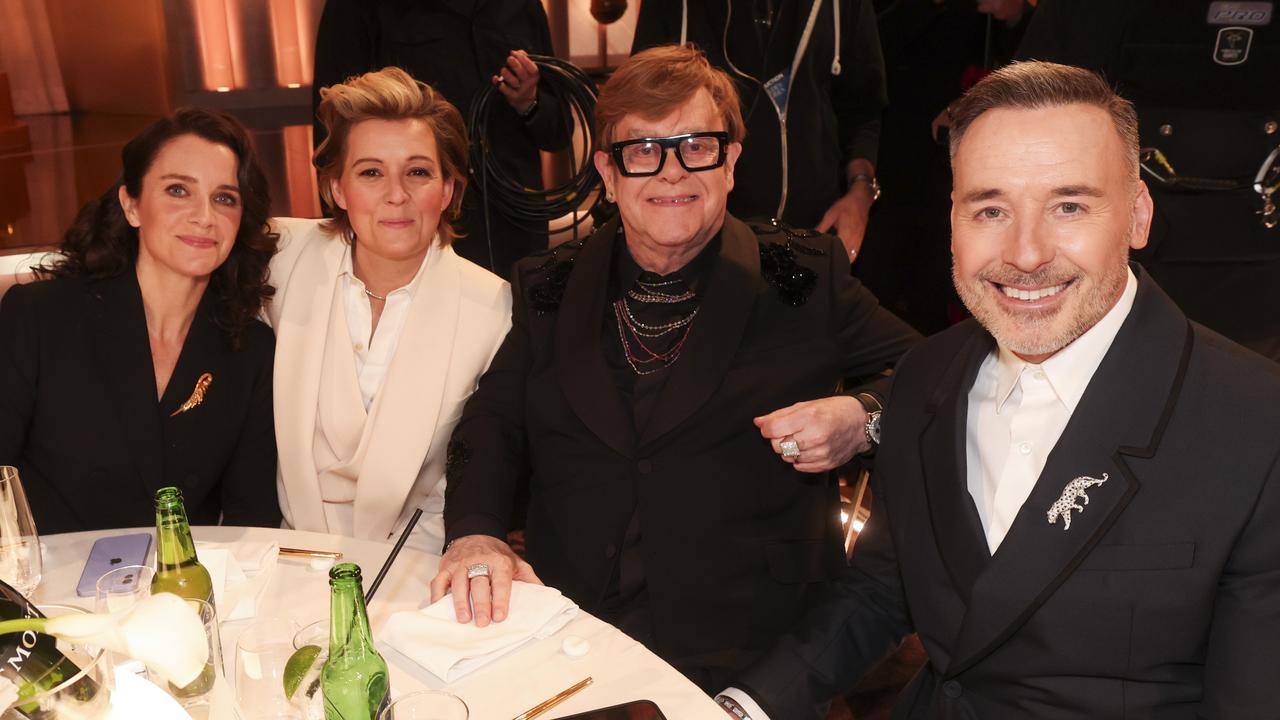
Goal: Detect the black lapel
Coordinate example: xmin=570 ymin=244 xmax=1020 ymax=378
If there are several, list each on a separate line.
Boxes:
xmin=160 ymin=291 xmax=224 ymax=426
xmin=945 ymin=267 xmax=1194 ymax=675
xmin=639 ymin=216 xmax=764 ymax=447
xmin=918 ymin=323 xmax=995 ymax=598
xmin=555 ymin=217 xmax=636 ymax=458
xmin=87 ymin=271 xmax=165 ymax=494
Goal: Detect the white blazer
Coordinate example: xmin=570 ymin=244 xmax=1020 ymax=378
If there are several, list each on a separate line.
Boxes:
xmin=265 ymin=217 xmax=512 ymax=548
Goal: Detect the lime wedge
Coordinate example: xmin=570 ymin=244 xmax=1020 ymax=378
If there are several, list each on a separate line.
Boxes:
xmin=284 ymin=644 xmax=322 ymax=699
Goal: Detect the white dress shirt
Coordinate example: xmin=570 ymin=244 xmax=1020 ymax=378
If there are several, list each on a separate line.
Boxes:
xmin=966 ymin=268 xmax=1137 ymax=553
xmin=338 ymin=247 xmax=431 ymax=409
xmin=721 ymin=268 xmax=1139 ymax=718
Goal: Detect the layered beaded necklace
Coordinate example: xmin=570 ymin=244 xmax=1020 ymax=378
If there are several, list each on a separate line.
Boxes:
xmin=612 ymin=275 xmax=700 ymax=375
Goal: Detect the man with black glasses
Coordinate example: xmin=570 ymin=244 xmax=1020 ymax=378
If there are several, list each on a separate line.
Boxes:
xmin=433 ymin=45 xmax=920 ymax=693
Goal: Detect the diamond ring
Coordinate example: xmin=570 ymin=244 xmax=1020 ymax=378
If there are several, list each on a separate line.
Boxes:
xmin=466 ymin=563 xmax=491 ymax=579
xmin=779 ymin=439 xmax=800 ymax=458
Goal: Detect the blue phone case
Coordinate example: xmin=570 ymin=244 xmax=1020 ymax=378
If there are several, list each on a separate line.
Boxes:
xmin=75 ymin=533 xmax=153 ymax=597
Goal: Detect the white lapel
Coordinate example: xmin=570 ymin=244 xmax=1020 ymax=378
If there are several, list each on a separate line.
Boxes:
xmin=351 ymin=243 xmax=461 ymax=539
xmin=272 ymin=234 xmax=345 ymax=533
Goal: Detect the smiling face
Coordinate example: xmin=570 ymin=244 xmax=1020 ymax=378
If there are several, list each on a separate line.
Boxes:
xmin=593 ymin=89 xmax=741 ymax=268
xmin=330 ymin=117 xmax=455 ymax=269
xmin=950 ymin=103 xmax=1154 ymax=362
xmin=119 ymin=134 xmax=242 ymax=283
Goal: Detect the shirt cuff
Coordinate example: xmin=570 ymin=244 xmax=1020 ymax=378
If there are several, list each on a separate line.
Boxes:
xmin=717 ymin=688 xmax=771 ymax=720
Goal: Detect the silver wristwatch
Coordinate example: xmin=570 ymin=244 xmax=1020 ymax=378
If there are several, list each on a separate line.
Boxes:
xmin=865 ymin=409 xmax=882 ymax=447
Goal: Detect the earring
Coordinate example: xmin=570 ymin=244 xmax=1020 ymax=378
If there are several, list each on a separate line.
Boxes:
xmin=605 ymin=191 xmax=615 ymax=203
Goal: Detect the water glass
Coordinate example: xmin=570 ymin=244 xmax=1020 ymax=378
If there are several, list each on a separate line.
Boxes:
xmin=378 ymin=691 xmax=469 ymax=720
xmin=235 ymin=617 xmax=301 ymax=720
xmin=151 ymin=598 xmax=227 ymax=719
xmin=288 ymin=620 xmax=327 ymax=720
xmin=94 ymin=564 xmax=154 ymax=614
xmin=0 ymin=466 xmax=41 ymax=596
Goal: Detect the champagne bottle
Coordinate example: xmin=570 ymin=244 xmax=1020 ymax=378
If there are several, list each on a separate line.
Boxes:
xmin=0 ymin=578 xmax=103 ymax=719
xmin=150 ymin=486 xmax=214 ymax=606
xmin=321 ymin=564 xmax=389 ymax=720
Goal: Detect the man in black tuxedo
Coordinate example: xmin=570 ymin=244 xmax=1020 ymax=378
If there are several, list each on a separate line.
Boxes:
xmin=432 ymin=45 xmax=921 ymax=693
xmin=721 ymin=61 xmax=1280 ymax=718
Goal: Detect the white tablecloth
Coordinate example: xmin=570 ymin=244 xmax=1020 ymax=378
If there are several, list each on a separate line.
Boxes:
xmin=34 ymin=526 xmax=725 ymax=719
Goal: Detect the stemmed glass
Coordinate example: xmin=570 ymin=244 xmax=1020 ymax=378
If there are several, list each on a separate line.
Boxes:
xmin=0 ymin=466 xmax=42 ymax=596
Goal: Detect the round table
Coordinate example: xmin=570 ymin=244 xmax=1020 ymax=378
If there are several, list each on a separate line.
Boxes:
xmin=34 ymin=526 xmax=725 ymax=719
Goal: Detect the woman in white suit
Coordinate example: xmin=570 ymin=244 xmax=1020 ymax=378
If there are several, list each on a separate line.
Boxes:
xmin=266 ymin=67 xmax=511 ymax=551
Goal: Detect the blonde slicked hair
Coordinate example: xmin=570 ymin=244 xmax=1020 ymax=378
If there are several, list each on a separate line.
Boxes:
xmin=314 ymin=66 xmax=469 ymax=244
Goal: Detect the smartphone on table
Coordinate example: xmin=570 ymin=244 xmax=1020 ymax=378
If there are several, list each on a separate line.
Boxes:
xmin=75 ymin=533 xmax=152 ymax=597
xmin=553 ymin=700 xmax=667 ymax=719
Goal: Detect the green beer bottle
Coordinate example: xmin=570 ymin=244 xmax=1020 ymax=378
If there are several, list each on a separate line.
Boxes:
xmin=321 ymin=564 xmax=389 ymax=720
xmin=150 ymin=486 xmax=216 ymax=697
xmin=150 ymin=487 xmax=214 ymax=605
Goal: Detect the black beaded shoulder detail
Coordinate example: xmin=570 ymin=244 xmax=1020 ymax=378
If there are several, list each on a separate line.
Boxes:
xmin=750 ymin=221 xmax=827 ymax=306
xmin=526 ymin=239 xmax=585 ymax=314
xmin=445 ymin=438 xmax=472 ymax=485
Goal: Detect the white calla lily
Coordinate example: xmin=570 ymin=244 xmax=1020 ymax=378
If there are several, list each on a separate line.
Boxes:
xmin=42 ymin=592 xmax=209 ymax=687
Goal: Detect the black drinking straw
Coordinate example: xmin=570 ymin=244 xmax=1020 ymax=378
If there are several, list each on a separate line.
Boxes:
xmin=364 ymin=508 xmax=423 ymax=604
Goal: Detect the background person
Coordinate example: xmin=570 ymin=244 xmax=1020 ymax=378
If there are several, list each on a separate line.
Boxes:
xmin=1015 ymin=0 xmax=1280 ymax=361
xmin=0 ymin=108 xmax=279 ymax=533
xmin=632 ymin=0 xmax=888 ymax=261
xmin=435 ymin=45 xmax=920 ymax=693
xmin=268 ymin=67 xmax=511 ymax=553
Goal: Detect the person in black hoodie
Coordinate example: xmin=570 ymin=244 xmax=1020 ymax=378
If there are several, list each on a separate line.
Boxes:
xmin=633 ymin=0 xmax=887 ymax=262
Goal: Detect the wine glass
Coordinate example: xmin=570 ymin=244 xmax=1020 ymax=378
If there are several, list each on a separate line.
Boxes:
xmin=0 ymin=466 xmax=42 ymax=596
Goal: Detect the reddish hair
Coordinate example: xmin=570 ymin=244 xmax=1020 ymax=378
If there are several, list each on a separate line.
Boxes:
xmin=595 ymin=44 xmax=745 ymax=147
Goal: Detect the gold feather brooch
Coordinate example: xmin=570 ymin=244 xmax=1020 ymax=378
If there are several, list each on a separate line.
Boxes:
xmin=170 ymin=372 xmax=213 ymax=417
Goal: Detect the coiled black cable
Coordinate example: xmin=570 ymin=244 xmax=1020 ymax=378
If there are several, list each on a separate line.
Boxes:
xmin=467 ymin=54 xmax=603 ymax=262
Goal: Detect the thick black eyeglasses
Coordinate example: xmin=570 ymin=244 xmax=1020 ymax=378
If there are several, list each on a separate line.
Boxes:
xmin=609 ymin=132 xmax=730 ymax=177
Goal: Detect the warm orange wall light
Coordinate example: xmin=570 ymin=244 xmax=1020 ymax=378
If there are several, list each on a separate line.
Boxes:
xmin=268 ymin=0 xmax=305 ymax=88
xmin=192 ymin=0 xmax=236 ymax=92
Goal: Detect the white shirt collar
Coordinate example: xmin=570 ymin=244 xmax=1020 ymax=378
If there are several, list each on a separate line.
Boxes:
xmin=993 ymin=267 xmax=1139 ymax=414
xmin=337 ymin=239 xmax=438 ymax=298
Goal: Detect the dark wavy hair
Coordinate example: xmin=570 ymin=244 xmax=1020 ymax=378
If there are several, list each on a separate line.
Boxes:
xmin=39 ymin=107 xmax=276 ymax=348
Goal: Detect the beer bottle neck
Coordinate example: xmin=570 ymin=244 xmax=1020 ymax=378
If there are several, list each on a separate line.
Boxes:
xmin=328 ymin=578 xmax=374 ymax=656
xmin=154 ymin=505 xmax=199 ymax=569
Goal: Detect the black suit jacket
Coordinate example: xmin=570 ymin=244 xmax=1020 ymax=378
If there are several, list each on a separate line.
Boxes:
xmin=737 ymin=268 xmax=1280 ymax=718
xmin=445 ymin=215 xmax=920 ymax=690
xmin=0 ymin=272 xmax=280 ymax=534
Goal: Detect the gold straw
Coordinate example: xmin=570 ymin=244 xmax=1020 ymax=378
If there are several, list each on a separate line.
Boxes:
xmin=511 ymin=677 xmax=594 ymax=720
xmin=279 ymin=547 xmax=343 ymax=559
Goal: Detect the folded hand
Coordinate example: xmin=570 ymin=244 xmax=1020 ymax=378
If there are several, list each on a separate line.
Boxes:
xmin=430 ymin=535 xmax=542 ymax=627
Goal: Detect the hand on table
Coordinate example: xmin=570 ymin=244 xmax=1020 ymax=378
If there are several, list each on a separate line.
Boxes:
xmin=492 ymin=49 xmax=540 ymax=116
xmin=755 ymin=395 xmax=869 ymax=473
xmin=430 ymin=534 xmax=541 ymax=627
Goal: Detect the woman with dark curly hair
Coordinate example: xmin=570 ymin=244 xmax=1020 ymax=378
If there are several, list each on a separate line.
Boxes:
xmin=0 ymin=107 xmax=281 ymax=533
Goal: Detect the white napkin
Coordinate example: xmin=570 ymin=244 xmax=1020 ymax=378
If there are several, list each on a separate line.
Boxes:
xmin=195 ymin=541 xmax=279 ymax=621
xmin=380 ymin=581 xmax=579 ymax=682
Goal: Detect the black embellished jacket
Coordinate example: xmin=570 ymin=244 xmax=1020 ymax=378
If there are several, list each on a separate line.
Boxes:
xmin=444 ymin=214 xmax=920 ymax=689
